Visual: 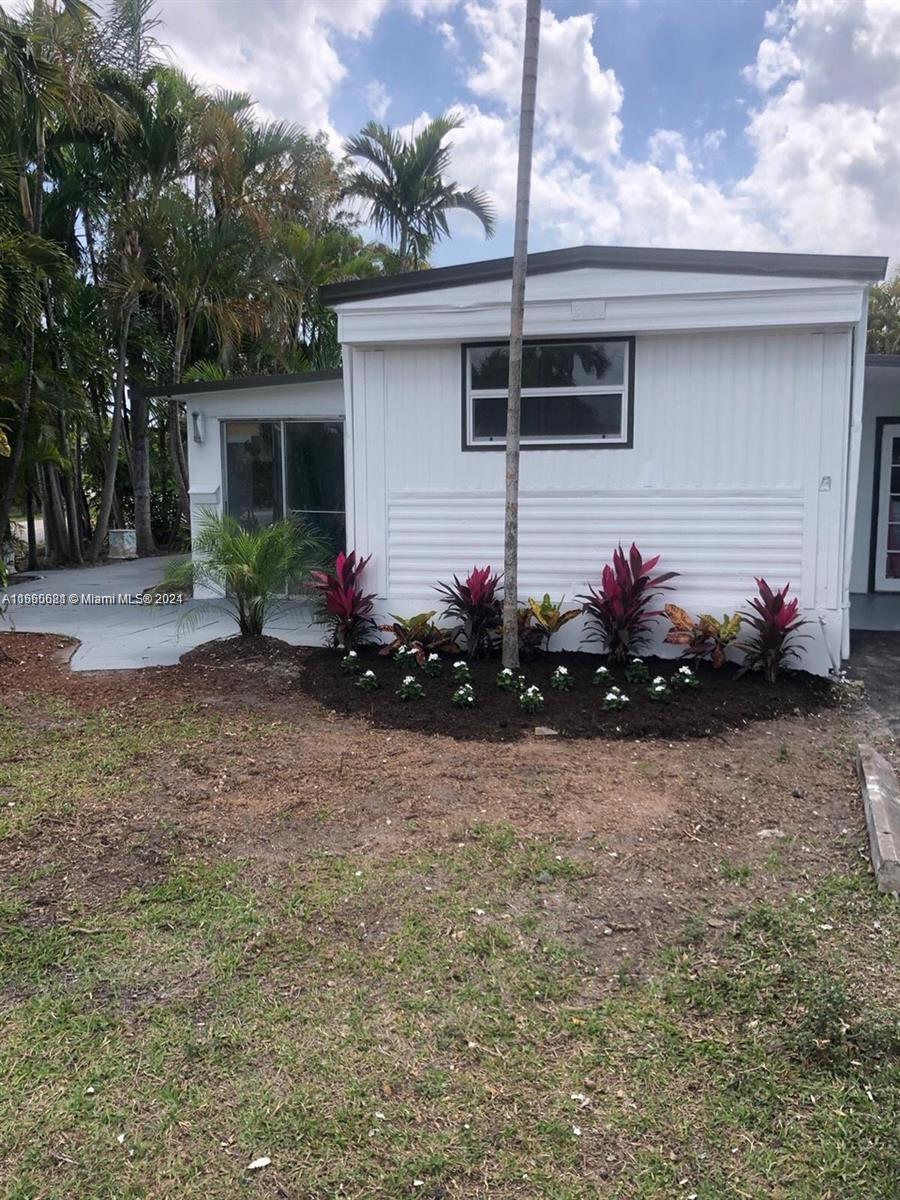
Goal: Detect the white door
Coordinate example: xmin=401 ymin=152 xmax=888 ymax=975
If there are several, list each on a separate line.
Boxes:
xmin=875 ymin=422 xmax=900 ymax=592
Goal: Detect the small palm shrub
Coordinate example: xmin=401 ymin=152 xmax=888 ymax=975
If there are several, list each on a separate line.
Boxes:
xmin=308 ymin=551 xmax=377 ymax=651
xmin=664 ymin=604 xmax=741 ymax=668
xmin=435 ymin=566 xmax=502 ymax=659
xmin=166 ymin=509 xmax=325 ymax=638
xmin=740 ymin=579 xmax=807 ymax=683
xmin=579 ymin=544 xmax=677 ymax=662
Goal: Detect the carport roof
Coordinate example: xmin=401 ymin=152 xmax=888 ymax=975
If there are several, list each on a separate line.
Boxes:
xmin=131 ymin=369 xmax=343 ymax=400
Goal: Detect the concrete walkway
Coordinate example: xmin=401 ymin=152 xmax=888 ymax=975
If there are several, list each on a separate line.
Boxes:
xmin=1 ymin=556 xmax=322 ymax=671
xmin=849 ymin=630 xmax=900 ymax=738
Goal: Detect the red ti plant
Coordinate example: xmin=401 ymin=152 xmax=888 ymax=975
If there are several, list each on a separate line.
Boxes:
xmin=308 ymin=551 xmax=377 ymax=651
xmin=578 ymin=544 xmax=678 ymax=662
xmin=739 ymin=578 xmax=807 ymax=683
xmin=435 ymin=565 xmax=503 ymax=659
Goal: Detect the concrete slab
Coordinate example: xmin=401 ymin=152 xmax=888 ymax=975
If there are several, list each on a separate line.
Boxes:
xmin=1 ymin=556 xmax=324 ymax=670
xmin=857 ymin=744 xmax=900 ymax=895
xmin=849 ymin=630 xmax=900 ymax=737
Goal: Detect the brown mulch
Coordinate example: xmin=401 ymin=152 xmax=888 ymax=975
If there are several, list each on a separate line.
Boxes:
xmin=281 ymin=643 xmax=835 ymax=741
xmin=0 ymin=631 xmax=875 ymax=982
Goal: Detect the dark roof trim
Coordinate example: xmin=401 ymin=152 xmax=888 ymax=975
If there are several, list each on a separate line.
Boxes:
xmin=866 ymin=353 xmax=900 ymax=368
xmin=130 ymin=369 xmax=343 ymax=400
xmin=320 ymin=244 xmax=888 ymax=306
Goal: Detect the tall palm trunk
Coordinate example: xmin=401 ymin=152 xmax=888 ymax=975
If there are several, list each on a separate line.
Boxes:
xmin=90 ymin=302 xmax=134 ymax=562
xmin=501 ymin=0 xmax=541 ymax=668
xmin=41 ymin=278 xmax=83 ymax=563
xmin=0 ymin=127 xmax=46 ymax=543
xmin=130 ymin=387 xmax=155 ymax=555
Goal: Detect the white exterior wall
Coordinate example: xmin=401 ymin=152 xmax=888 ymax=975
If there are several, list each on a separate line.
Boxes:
xmin=850 ymin=362 xmax=900 ymax=592
xmin=185 ymin=379 xmax=344 ymax=598
xmin=345 ymin=328 xmax=854 ymax=674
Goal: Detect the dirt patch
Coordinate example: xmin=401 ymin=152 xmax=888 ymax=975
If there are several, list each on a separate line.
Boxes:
xmin=0 ymin=631 xmax=872 ymax=980
xmin=283 ymin=644 xmax=835 ymax=742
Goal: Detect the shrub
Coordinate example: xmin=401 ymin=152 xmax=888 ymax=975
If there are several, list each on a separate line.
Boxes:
xmin=393 ymin=645 xmax=417 ymax=668
xmin=671 ymin=664 xmax=700 ymax=690
xmin=356 ymin=669 xmax=378 ymax=691
xmin=452 ymin=660 xmax=472 ymax=684
xmin=664 ymin=604 xmax=742 ymax=668
xmin=308 ymin=551 xmax=377 ymax=651
xmin=591 ymin=665 xmax=612 ymax=687
xmin=519 ymin=594 xmax=580 ymax=655
xmin=340 ymin=651 xmax=361 ymax=673
xmin=579 ymin=544 xmax=677 ymax=662
xmin=435 ymin=566 xmax=503 ymax=659
xmin=647 ymin=675 xmax=671 ymax=702
xmin=549 ymin=665 xmax=573 ymax=691
xmin=452 ymin=683 xmax=475 ymax=708
xmin=496 ymin=667 xmax=518 ymax=692
xmin=740 ymin=579 xmax=808 ymax=683
xmin=422 ymin=653 xmax=443 ymax=677
xmin=397 ymin=674 xmax=425 ymax=701
xmin=378 ymin=610 xmax=459 ymax=663
xmin=624 ymin=656 xmax=650 ymax=683
xmin=519 ymin=685 xmax=544 ymax=713
xmin=601 ymin=687 xmax=629 ymax=712
xmin=166 ymin=509 xmax=326 ymax=638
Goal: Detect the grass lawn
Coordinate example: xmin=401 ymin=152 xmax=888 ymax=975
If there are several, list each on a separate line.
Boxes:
xmin=1 ymin=634 xmax=898 ymax=1198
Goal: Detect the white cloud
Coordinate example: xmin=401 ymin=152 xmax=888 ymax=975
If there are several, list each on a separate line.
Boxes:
xmin=437 ymin=20 xmax=458 ymax=48
xmin=465 ymin=0 xmax=623 ymax=162
xmin=157 ymin=0 xmax=387 ymax=145
xmin=702 ymin=128 xmax=726 ymax=151
xmin=364 ymin=81 xmax=391 ymax=120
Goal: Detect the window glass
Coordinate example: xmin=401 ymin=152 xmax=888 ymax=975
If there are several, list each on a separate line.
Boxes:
xmin=470 ymin=341 xmax=625 ymax=390
xmin=224 ymin=421 xmax=283 ymax=529
xmin=472 ymin=393 xmax=623 ymax=441
xmin=284 ymin=420 xmax=345 ymax=552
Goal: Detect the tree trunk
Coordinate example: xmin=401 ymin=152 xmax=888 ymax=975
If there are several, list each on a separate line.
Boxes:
xmin=0 ymin=124 xmax=46 ymax=545
xmin=130 ymin=387 xmax=155 ymax=555
xmin=25 ymin=484 xmax=37 ymax=572
xmin=90 ymin=306 xmax=133 ymax=562
xmin=501 ymin=0 xmax=541 ymax=669
xmin=40 ymin=464 xmax=64 ymax=565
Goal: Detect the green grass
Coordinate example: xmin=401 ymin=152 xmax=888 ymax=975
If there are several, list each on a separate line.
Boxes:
xmin=0 ymin=701 xmax=898 ymax=1198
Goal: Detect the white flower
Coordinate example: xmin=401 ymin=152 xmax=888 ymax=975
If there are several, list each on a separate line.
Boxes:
xmin=402 ymin=675 xmax=415 ymax=685
xmin=500 ymin=667 xmax=512 ymax=675
xmin=428 ymin=653 xmax=439 ymax=661
xmin=652 ymin=675 xmax=665 ymax=684
xmin=678 ymin=665 xmax=692 ymax=675
xmin=453 ymin=660 xmax=466 ymax=668
xmin=363 ymin=670 xmax=375 ymax=677
xmin=346 ymin=651 xmax=357 ymax=658
xmin=604 ymin=691 xmax=617 ymax=701
xmin=555 ymin=666 xmax=568 ymax=675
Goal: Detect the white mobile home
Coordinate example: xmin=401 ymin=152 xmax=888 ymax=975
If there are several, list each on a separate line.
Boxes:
xmin=160 ymin=245 xmax=892 ymax=675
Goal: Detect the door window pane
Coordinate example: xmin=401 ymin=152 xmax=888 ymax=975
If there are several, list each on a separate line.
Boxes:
xmin=284 ymin=421 xmax=345 ymax=552
xmin=224 ymin=421 xmax=283 ymax=529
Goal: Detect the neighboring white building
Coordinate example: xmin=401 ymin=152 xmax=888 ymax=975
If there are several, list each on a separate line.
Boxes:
xmin=148 ymin=245 xmax=893 ymax=675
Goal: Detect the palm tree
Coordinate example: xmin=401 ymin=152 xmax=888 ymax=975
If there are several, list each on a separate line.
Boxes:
xmin=501 ymin=0 xmax=541 ymax=669
xmin=344 ymin=114 xmax=496 ymax=268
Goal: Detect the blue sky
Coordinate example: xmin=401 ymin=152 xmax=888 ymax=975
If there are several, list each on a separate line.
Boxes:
xmin=157 ymin=0 xmax=899 ymax=267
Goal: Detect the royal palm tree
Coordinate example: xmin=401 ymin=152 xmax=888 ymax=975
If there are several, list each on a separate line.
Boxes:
xmin=343 ymin=114 xmax=495 ymax=268
xmin=501 ymin=0 xmax=541 ymax=669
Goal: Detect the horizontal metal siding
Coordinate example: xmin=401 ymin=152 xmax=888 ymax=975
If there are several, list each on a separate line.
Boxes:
xmin=387 ymin=490 xmax=804 ymax=601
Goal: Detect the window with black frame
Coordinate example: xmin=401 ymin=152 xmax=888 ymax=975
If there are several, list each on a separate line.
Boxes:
xmin=463 ymin=337 xmax=632 ymax=449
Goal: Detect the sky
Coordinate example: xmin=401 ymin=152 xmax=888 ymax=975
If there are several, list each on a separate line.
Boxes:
xmin=153 ymin=0 xmax=900 ymax=268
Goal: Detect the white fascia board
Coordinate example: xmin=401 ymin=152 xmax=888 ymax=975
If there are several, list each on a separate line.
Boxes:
xmin=336 ymin=284 xmax=867 ymax=345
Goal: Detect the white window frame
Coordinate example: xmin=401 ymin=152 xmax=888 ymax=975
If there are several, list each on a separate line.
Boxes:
xmin=462 ymin=336 xmax=634 ymax=450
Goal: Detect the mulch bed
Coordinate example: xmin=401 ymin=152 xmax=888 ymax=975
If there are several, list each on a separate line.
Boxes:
xmin=287 ymin=645 xmax=835 ymax=742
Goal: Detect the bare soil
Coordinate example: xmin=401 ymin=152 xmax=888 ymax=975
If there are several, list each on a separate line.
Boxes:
xmin=0 ymin=631 xmax=874 ymax=984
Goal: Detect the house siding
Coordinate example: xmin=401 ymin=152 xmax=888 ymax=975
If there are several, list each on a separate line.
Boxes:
xmin=347 ymin=327 xmax=852 ymax=673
